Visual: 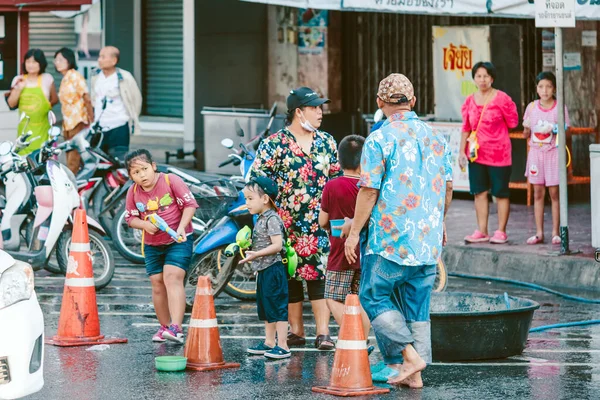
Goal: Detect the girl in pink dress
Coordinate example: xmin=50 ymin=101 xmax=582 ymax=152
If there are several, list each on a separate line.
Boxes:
xmin=523 ymin=72 xmax=570 ymax=245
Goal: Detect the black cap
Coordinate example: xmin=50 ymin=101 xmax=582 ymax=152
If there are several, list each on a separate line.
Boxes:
xmin=250 ymin=176 xmax=278 ymax=201
xmin=286 ymin=87 xmax=330 ymax=111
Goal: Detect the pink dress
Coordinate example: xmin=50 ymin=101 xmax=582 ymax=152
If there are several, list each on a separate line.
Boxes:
xmin=523 ymin=100 xmax=570 ymax=186
xmin=461 ymin=90 xmax=519 ymax=167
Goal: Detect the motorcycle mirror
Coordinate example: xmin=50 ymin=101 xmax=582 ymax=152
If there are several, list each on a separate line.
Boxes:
xmin=221 ymin=138 xmax=234 ymax=149
xmin=48 ymin=111 xmax=57 ymax=126
xmin=0 ymin=142 xmax=13 ymax=156
xmin=234 ymin=120 xmax=245 ymax=137
xmin=49 ymin=126 xmax=61 ymax=139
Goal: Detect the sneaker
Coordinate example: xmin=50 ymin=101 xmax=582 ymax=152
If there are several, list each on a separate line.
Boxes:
xmin=163 ymin=324 xmax=184 ymax=344
xmin=264 ymin=346 xmax=292 ymax=359
xmin=247 ymin=342 xmax=273 ymax=355
xmin=152 ymin=325 xmax=168 ymax=342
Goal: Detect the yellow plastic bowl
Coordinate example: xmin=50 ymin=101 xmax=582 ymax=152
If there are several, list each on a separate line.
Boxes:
xmin=155 ymin=356 xmax=187 ymax=372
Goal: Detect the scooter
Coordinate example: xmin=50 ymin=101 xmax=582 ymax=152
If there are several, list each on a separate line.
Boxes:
xmin=0 ymin=127 xmax=115 ymax=289
xmin=0 ymin=112 xmax=47 ymax=250
xmin=184 ymin=103 xmax=278 ymax=303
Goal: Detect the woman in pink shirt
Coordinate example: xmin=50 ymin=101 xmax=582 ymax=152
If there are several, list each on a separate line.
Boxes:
xmin=459 ymin=62 xmax=519 ymax=244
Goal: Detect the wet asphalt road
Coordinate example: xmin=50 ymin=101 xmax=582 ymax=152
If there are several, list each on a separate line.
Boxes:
xmin=27 ymin=264 xmax=600 ymax=400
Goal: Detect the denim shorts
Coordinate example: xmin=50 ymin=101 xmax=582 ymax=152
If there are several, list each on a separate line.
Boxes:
xmin=144 ymin=239 xmax=193 ymax=276
xmin=360 ymin=255 xmax=436 ymax=323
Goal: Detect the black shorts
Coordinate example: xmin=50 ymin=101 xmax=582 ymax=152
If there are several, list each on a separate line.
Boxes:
xmin=288 ymin=278 xmax=325 ymax=303
xmin=257 ymin=262 xmax=289 ymax=323
xmin=468 ymin=162 xmax=512 ymax=198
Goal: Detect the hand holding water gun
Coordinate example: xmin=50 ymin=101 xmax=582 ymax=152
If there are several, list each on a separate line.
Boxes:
xmin=224 ymin=226 xmax=252 ymax=259
xmin=147 ymin=213 xmax=183 ymax=243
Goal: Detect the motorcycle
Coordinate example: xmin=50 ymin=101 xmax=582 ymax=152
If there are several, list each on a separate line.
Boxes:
xmin=0 ymin=124 xmax=115 ymax=289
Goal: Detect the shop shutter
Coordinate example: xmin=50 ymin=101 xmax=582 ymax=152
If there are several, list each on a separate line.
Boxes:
xmin=29 ymin=12 xmax=76 ymax=89
xmin=143 ymin=0 xmax=183 ymax=117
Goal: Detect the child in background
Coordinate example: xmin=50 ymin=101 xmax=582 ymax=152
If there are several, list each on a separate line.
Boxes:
xmin=241 ymin=176 xmax=291 ymax=359
xmin=523 ymin=72 xmax=570 ymax=246
xmin=124 ymin=149 xmax=198 ymax=343
xmin=318 ymin=135 xmax=371 ymax=342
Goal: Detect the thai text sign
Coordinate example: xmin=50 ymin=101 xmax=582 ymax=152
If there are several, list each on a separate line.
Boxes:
xmin=342 ymin=0 xmax=488 ymax=14
xmin=433 ymin=26 xmax=490 ymax=121
xmin=535 ymin=0 xmax=576 ymax=27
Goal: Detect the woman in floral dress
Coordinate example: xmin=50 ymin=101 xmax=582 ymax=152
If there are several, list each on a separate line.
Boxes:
xmin=54 ymin=47 xmax=94 ymax=175
xmin=251 ymin=87 xmax=340 ymax=350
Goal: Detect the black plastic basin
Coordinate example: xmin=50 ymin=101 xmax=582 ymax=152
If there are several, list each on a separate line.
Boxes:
xmin=430 ymin=292 xmax=540 ymax=361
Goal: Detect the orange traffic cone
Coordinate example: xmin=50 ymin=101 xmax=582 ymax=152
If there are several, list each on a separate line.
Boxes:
xmin=312 ymin=294 xmax=390 ymax=397
xmin=46 ymin=209 xmax=127 ymax=347
xmin=184 ymin=276 xmax=240 ymax=371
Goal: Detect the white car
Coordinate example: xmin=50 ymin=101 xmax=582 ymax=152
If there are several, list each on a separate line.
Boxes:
xmin=0 ymin=251 xmax=44 ymax=399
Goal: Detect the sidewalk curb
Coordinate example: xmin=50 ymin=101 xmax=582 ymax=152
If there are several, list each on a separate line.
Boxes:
xmin=442 ymin=245 xmax=599 ymax=290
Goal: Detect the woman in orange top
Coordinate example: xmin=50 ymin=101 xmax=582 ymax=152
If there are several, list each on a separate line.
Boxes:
xmin=54 ymin=47 xmax=94 ymax=174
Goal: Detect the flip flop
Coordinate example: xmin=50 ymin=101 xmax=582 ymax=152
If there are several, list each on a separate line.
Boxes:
xmin=286 ymin=332 xmax=306 ymax=347
xmin=526 ymin=235 xmax=544 ymax=245
xmin=372 ymin=366 xmax=399 ymax=383
xmin=315 ymin=334 xmax=335 ymax=351
xmin=552 ymin=235 xmax=561 ymax=245
xmin=370 ymin=361 xmax=387 ymax=374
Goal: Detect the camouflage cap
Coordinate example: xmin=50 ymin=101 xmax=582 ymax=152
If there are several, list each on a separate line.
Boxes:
xmin=377 ymin=73 xmax=414 ymax=103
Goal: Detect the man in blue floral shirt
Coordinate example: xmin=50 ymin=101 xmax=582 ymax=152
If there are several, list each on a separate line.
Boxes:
xmin=345 ymin=74 xmax=453 ymax=388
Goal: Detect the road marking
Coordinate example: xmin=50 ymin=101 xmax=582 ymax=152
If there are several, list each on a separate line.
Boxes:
xmin=432 ymin=362 xmax=600 ymax=367
xmin=38 ymin=293 xmax=151 ymax=298
xmin=131 ymin=322 xmax=319 ymax=328
xmin=40 ymin=307 xmax=312 ymax=317
xmin=36 ymin=285 xmax=152 ymax=290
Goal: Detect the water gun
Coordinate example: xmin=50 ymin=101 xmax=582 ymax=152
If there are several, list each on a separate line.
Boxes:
xmin=147 ymin=213 xmax=183 ymax=243
xmin=224 ymin=225 xmax=252 ymax=259
xmin=224 ymin=225 xmax=299 ymax=279
xmin=282 ymin=238 xmax=298 ymax=279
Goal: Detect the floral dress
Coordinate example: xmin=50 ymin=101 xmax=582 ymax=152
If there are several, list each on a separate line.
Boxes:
xmin=251 ymin=128 xmax=341 ymax=281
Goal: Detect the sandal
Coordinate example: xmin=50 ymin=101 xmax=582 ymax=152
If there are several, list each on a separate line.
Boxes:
xmin=489 ymin=230 xmax=508 ymax=244
xmin=464 ymin=230 xmax=490 ymax=243
xmin=314 ymin=334 xmax=335 ymax=351
xmin=287 ymin=332 xmax=306 ymax=347
xmin=552 ymin=235 xmax=561 ymax=245
xmin=526 ymin=235 xmax=544 ymax=245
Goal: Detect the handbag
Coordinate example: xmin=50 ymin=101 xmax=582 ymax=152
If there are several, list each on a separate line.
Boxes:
xmin=467 ymin=94 xmax=492 ymax=163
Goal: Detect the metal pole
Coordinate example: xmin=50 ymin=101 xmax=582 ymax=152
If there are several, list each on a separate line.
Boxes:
xmin=555 ymin=27 xmax=570 ymax=254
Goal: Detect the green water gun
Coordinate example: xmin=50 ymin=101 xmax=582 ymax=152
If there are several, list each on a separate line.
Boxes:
xmin=224 ymin=225 xmax=298 ymax=278
xmin=224 ymin=225 xmax=253 ymax=258
xmin=282 ymin=238 xmax=298 ymax=279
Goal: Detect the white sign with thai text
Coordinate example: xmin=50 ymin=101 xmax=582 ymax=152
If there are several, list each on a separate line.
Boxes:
xmin=535 ymin=0 xmax=576 ymax=27
xmin=342 ymin=0 xmax=488 ymax=14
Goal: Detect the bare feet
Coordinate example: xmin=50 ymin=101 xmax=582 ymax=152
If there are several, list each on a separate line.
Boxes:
xmin=387 ymin=345 xmax=426 ymax=385
xmin=399 ymin=372 xmax=423 ymax=389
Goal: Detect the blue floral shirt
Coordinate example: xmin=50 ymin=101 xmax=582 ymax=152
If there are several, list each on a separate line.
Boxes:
xmin=359 ymin=112 xmax=452 ymax=266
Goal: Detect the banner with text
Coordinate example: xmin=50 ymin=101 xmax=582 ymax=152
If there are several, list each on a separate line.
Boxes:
xmin=342 ymin=0 xmax=489 ymax=15
xmin=432 ymin=26 xmax=490 ymax=121
xmin=241 ymin=0 xmax=342 ymax=10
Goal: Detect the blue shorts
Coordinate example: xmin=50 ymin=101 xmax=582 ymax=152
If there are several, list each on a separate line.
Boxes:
xmin=257 ymin=262 xmax=289 ymax=323
xmin=144 ymin=239 xmax=193 ymax=276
